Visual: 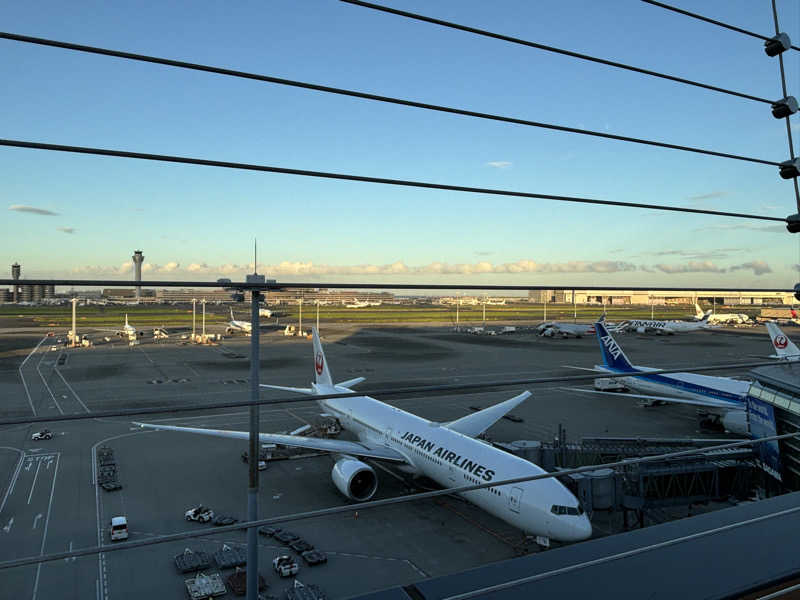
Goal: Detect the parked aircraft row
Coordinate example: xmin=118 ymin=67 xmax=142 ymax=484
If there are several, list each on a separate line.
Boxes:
xmin=124 ymin=318 xmax=799 ymax=545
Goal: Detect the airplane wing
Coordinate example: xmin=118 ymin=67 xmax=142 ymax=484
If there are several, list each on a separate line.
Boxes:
xmin=260 ymin=384 xmax=315 ymax=394
xmin=444 ymin=391 xmax=531 ymax=437
xmin=133 ymin=422 xmax=407 ymax=462
xmin=335 ymin=377 xmax=366 ymax=389
xmin=560 ymin=387 xmax=742 ymax=410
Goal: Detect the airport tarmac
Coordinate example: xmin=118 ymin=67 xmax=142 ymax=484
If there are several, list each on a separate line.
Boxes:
xmin=0 ymin=324 xmax=779 ymax=599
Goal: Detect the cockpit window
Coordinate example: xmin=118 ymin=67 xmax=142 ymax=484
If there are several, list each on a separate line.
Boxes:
xmin=551 ymin=504 xmax=583 ymax=516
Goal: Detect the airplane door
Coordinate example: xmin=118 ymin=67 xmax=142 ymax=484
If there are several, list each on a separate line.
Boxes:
xmin=509 ymin=487 xmax=523 ymax=513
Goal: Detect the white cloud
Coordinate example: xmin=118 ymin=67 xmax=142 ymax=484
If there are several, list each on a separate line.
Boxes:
xmin=9 ymin=204 xmax=58 ymax=216
xmin=486 ymin=161 xmax=512 ymax=169
xmin=654 ymin=261 xmax=726 ymax=274
xmin=730 ymin=260 xmax=772 ymax=276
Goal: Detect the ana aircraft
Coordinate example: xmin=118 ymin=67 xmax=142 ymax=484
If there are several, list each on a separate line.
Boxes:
xmin=226 ymin=308 xmax=253 ymax=335
xmin=765 ymin=322 xmax=800 ymax=361
xmin=565 ymin=321 xmax=749 ymax=433
xmin=622 ymin=312 xmax=711 ymax=335
xmin=694 ymin=303 xmax=749 ymax=325
xmin=136 ymin=329 xmax=591 ymax=543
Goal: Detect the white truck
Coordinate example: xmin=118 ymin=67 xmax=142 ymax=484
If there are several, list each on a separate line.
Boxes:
xmin=273 ymin=555 xmax=299 ymax=577
xmin=110 ymin=516 xmax=128 ymax=541
xmin=31 ymin=429 xmax=53 ymax=441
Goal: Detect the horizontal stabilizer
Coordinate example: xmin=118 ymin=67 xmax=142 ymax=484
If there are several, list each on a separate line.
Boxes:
xmin=133 ymin=422 xmax=406 ymax=462
xmin=561 ymin=387 xmax=741 ymax=410
xmin=336 ymin=377 xmax=366 ymax=389
xmin=260 ymin=384 xmax=314 ymax=395
xmin=445 ymin=391 xmax=531 ymax=438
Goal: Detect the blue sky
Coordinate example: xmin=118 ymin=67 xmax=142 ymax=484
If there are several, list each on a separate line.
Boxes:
xmin=2 ymin=0 xmax=800 ymax=289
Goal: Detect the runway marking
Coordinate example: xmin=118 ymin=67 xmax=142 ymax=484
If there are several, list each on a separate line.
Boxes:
xmin=0 ymin=447 xmax=25 ymax=515
xmin=3 ymin=517 xmax=13 ymax=533
xmin=54 ymin=367 xmax=91 ymax=413
xmin=27 ymin=459 xmax=43 ymax=504
xmin=32 ymin=513 xmax=42 ymax=529
xmin=31 ymin=452 xmax=59 ymax=600
xmin=36 ymin=349 xmax=64 ymax=415
xmin=18 ymin=336 xmax=47 ymax=416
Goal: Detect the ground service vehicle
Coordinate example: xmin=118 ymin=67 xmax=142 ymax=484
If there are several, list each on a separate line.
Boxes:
xmin=185 ymin=505 xmax=214 ymax=522
xmin=110 ymin=516 xmax=128 ymax=541
xmin=273 ymin=555 xmax=299 ymax=577
xmin=31 ymin=429 xmax=53 ymax=441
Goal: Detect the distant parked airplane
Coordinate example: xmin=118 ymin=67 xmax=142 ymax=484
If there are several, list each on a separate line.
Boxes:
xmin=226 ymin=308 xmax=253 ymax=335
xmin=694 ymin=303 xmax=749 ymax=325
xmin=622 ymin=312 xmax=711 ymax=334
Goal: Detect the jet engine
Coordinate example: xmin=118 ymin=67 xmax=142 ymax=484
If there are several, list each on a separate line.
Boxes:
xmin=331 ymin=457 xmax=378 ymax=501
xmin=721 ymin=410 xmax=747 ymax=435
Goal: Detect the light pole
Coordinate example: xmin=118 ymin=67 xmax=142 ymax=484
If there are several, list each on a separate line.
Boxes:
xmin=70 ymin=297 xmax=78 ymax=346
xmin=573 ymin=289 xmax=577 ymax=323
xmin=544 ymin=293 xmax=547 ymax=321
xmin=316 ymin=298 xmax=320 ymax=332
xmin=201 ymin=299 xmax=206 ymax=341
xmin=191 ymin=298 xmax=197 ymax=342
xmin=299 ymin=298 xmax=303 ymax=335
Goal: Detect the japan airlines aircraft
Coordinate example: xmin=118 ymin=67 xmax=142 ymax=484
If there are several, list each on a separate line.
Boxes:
xmin=566 ymin=321 xmax=748 ymax=434
xmin=622 ymin=312 xmax=711 ymax=334
xmin=136 ymin=329 xmax=591 ymax=543
xmin=694 ymin=303 xmax=749 ymax=325
xmin=226 ymin=308 xmax=253 ymax=335
xmin=765 ymin=322 xmax=800 ymax=361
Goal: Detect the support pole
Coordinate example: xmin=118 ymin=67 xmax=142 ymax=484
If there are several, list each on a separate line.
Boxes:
xmin=316 ymin=299 xmax=320 ymax=332
xmin=192 ymin=298 xmax=196 ymax=342
xmin=299 ymin=298 xmax=303 ymax=335
xmin=246 ymin=290 xmax=261 ymax=600
xmin=71 ymin=297 xmax=78 ymax=346
xmin=573 ymin=289 xmax=577 ymax=322
xmin=544 ymin=294 xmax=547 ymax=321
xmin=201 ymin=299 xmax=206 ymax=341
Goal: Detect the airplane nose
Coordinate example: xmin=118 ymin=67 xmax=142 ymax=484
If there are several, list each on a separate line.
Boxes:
xmin=573 ymin=515 xmax=593 ymax=541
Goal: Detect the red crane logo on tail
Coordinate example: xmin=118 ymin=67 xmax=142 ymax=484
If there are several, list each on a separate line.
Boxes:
xmin=774 ymin=335 xmax=789 ymax=349
xmin=315 ymin=352 xmax=324 ymax=375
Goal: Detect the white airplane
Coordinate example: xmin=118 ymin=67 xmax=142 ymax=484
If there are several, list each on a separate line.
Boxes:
xmin=565 ymin=321 xmax=749 ymax=434
xmin=694 ymin=303 xmax=749 ymax=325
xmin=765 ymin=322 xmax=800 ymax=361
xmin=537 ymin=321 xmax=596 ymax=338
xmin=96 ymin=314 xmax=141 ymax=341
xmin=135 ymin=329 xmax=591 ymax=544
xmin=622 ymin=312 xmax=711 ymax=334
xmin=227 ymin=308 xmax=253 ymax=335
xmin=345 ymin=299 xmax=380 ymax=308
xmin=537 ymin=316 xmax=619 ymax=338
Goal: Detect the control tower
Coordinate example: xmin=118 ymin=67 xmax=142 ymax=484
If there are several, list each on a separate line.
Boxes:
xmin=11 ymin=263 xmax=20 ymax=303
xmin=132 ymin=250 xmax=144 ymax=301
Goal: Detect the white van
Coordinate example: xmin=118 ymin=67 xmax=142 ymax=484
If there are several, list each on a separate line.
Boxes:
xmin=110 ymin=516 xmax=128 ymax=541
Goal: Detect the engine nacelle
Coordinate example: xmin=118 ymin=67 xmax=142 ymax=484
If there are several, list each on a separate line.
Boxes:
xmin=331 ymin=457 xmax=377 ymax=501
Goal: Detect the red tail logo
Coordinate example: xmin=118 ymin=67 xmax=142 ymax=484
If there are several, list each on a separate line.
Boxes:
xmin=774 ymin=335 xmax=789 ymax=349
xmin=315 ymin=353 xmax=324 ymax=375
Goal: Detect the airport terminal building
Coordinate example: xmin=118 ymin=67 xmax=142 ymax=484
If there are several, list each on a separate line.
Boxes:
xmin=528 ymin=289 xmax=795 ymax=305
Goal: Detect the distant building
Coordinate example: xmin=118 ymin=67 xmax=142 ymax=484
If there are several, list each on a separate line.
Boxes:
xmin=527 ymin=289 xmax=794 ymax=305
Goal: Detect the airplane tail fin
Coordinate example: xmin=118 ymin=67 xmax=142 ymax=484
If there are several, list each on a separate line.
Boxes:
xmin=230 ymin=307 xmax=235 ymax=321
xmin=766 ymin=322 xmax=800 ymax=358
xmin=595 ymin=321 xmax=636 ymax=372
xmin=125 ymin=314 xmax=129 ymax=326
xmin=312 ymin=327 xmax=333 ymax=386
xmin=694 ymin=303 xmax=704 ymax=319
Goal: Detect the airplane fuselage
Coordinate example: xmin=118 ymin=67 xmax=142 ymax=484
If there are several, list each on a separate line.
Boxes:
xmin=228 ymin=320 xmax=252 ymax=332
xmin=594 ymin=365 xmax=747 ymax=407
xmin=315 ymin=385 xmax=591 ymax=542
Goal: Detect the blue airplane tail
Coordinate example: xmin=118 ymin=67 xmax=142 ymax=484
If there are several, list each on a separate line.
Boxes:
xmin=595 ymin=321 xmax=636 ymax=372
